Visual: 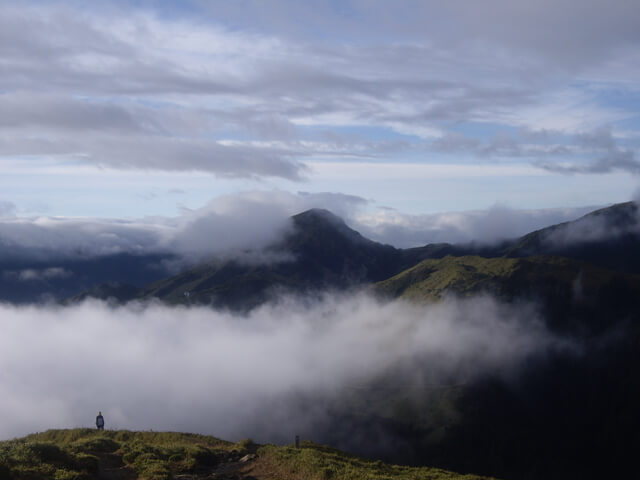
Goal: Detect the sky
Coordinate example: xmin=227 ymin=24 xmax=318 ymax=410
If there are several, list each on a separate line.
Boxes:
xmin=1 ymin=0 xmax=639 ymax=245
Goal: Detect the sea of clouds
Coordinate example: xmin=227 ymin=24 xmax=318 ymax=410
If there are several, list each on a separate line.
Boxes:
xmin=0 ymin=293 xmax=562 ymax=442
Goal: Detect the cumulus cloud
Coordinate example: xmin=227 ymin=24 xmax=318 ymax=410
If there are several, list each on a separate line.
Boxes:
xmin=0 ymin=293 xmax=559 ymax=441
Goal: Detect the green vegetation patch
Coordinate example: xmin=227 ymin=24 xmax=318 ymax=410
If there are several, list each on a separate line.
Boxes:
xmin=375 ymin=254 xmax=640 ymax=307
xmin=2 ymin=429 xmax=245 ymax=480
xmin=375 ymin=255 xmax=521 ymax=301
xmin=258 ymin=442 xmax=497 ymax=480
xmin=115 ymin=433 xmax=242 ymax=480
xmin=0 ymin=440 xmax=90 ymax=480
xmin=70 ymin=437 xmax=120 ymax=454
xmin=2 ymin=430 xmax=497 ymax=480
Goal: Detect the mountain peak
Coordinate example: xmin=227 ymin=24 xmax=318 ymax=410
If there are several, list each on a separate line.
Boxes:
xmin=291 ymin=208 xmax=366 ymax=245
xmin=292 ymin=208 xmax=347 ymax=226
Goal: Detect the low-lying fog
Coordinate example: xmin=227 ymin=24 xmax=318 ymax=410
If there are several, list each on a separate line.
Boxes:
xmin=0 ymin=293 xmax=561 ymax=442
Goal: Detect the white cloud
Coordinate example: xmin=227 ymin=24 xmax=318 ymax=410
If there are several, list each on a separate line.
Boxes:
xmin=541 ymin=202 xmax=640 ymax=247
xmin=309 ymin=161 xmax=548 ymax=180
xmin=0 ymin=190 xmax=627 ymax=261
xmin=0 ymin=191 xmax=367 ymax=262
xmin=0 ymin=293 xmax=558 ymax=441
xmin=0 ymin=1 xmax=638 ymax=181
xmin=354 ymin=204 xmax=599 ymax=247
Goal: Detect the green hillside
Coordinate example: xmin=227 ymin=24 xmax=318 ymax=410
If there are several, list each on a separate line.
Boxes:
xmin=375 ymin=254 xmax=640 ymax=302
xmin=374 ymin=254 xmax=640 ymax=337
xmin=0 ymin=429 xmax=497 ymax=480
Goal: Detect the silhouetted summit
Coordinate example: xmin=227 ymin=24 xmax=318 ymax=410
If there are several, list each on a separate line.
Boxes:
xmin=292 ymin=208 xmax=371 ymax=245
xmin=501 ymin=201 xmax=640 ymax=273
xmin=135 ymin=208 xmax=404 ymax=309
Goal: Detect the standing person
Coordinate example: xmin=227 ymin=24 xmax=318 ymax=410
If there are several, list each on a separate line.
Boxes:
xmin=96 ymin=411 xmax=104 ymax=430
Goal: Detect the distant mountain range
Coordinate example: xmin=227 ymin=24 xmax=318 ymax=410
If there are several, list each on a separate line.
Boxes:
xmin=64 ymin=202 xmax=640 ymax=314
xmin=1 ymin=202 xmax=636 ymax=307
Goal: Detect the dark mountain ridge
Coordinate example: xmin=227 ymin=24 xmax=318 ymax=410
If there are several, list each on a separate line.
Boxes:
xmin=130 ymin=208 xmax=410 ymax=309
xmin=500 ymin=201 xmax=640 ymax=273
xmin=67 ymin=202 xmax=640 ymax=309
xmin=396 ymin=202 xmax=640 ymax=274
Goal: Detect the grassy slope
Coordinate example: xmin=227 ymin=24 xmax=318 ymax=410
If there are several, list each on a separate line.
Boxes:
xmin=375 ymin=254 xmax=640 ymax=302
xmin=0 ymin=429 xmax=240 ymax=480
xmin=0 ymin=429 xmax=497 ymax=480
xmin=258 ymin=441 xmax=495 ymax=480
xmin=375 ymin=254 xmax=640 ymax=340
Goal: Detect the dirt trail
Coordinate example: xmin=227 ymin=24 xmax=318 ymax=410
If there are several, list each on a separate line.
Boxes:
xmin=96 ymin=453 xmax=137 ymax=480
xmin=216 ymin=457 xmax=299 ymax=480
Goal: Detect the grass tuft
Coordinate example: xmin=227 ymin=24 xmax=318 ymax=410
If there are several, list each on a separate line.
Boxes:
xmin=0 ymin=429 xmax=236 ymax=480
xmin=1 ymin=429 xmax=499 ymax=480
xmin=258 ymin=442 xmax=497 ymax=480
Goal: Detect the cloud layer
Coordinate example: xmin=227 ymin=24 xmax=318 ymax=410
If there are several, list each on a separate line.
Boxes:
xmin=355 ymin=204 xmax=600 ymax=247
xmin=0 ymin=191 xmax=367 ymax=262
xmin=0 ymin=293 xmax=556 ymax=441
xmin=0 ymin=190 xmax=607 ymax=265
xmin=1 ymin=1 xmax=639 ymax=180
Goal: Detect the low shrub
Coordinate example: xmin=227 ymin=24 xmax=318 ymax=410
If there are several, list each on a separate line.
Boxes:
xmin=52 ymin=469 xmax=89 ymax=480
xmin=0 ymin=462 xmax=12 ymax=480
xmin=186 ymin=445 xmax=219 ymax=467
xmin=121 ymin=443 xmax=163 ymax=465
xmin=73 ymin=454 xmax=99 ymax=473
xmin=22 ymin=443 xmax=73 ymax=466
xmin=71 ymin=437 xmax=120 ymax=454
xmin=167 ymin=453 xmax=185 ymax=463
xmin=235 ymin=438 xmax=257 ymax=453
